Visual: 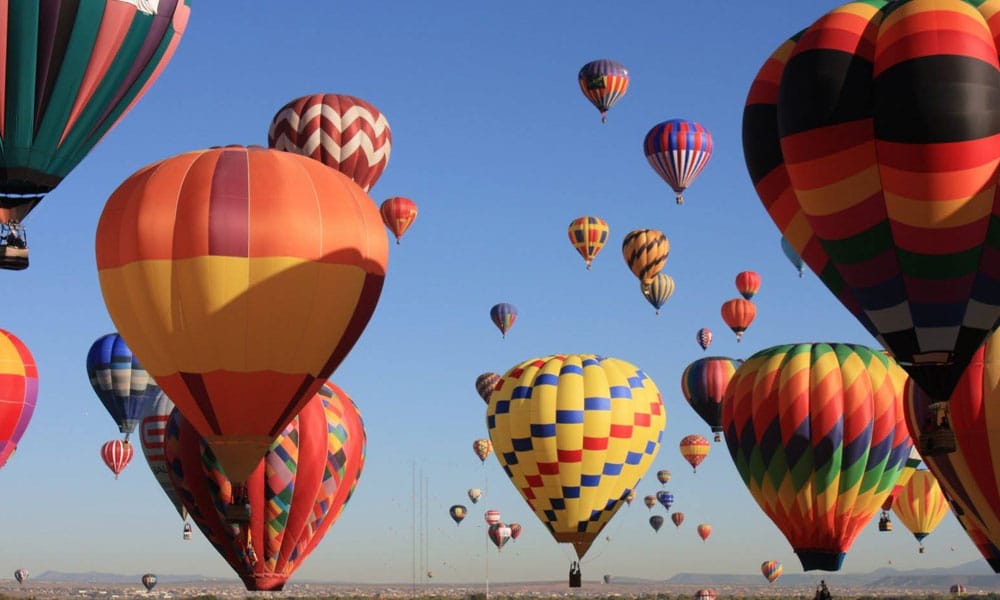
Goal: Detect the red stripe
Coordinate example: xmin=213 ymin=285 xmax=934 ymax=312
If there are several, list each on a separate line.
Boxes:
xmin=208 ymin=149 xmax=249 ymax=257
xmin=583 ymin=436 xmax=608 ymax=450
xmin=610 ymin=424 xmax=632 ymax=438
xmin=634 ymin=413 xmax=650 ymax=427
xmin=558 ymin=449 xmax=582 ymax=462
xmin=538 ymin=461 xmax=559 ymax=475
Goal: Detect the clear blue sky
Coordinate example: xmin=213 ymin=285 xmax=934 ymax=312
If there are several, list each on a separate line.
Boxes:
xmin=0 ymin=0 xmax=984 ymax=587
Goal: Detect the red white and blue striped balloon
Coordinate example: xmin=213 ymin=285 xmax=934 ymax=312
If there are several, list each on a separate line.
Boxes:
xmin=643 ymin=119 xmax=713 ymax=204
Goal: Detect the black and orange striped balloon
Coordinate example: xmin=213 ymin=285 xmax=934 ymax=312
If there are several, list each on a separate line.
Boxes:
xmin=621 ymin=229 xmax=669 ymax=283
xmin=743 ymin=0 xmax=1000 ymax=405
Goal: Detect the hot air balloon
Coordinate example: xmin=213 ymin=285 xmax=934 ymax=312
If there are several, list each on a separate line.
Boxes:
xmin=379 ymin=197 xmax=418 ymax=244
xmin=450 ymin=505 xmax=467 ymax=525
xmin=139 ymin=391 xmax=191 ymax=538
xmin=489 ymin=523 xmax=512 ymax=551
xmin=644 ymin=495 xmax=656 ymax=510
xmin=656 ymin=490 xmax=674 ymax=511
xmin=625 ymin=490 xmax=636 ymax=506
xmin=485 ymin=509 xmax=501 ymax=525
xmin=87 ymin=333 xmax=161 ymax=440
xmin=643 ymin=119 xmax=713 ymax=205
xmin=603 ymin=574 xmax=612 ymax=584
xmin=268 ymin=93 xmax=391 ymax=193
xmin=641 ymin=274 xmax=675 ymax=315
xmin=723 ymin=343 xmax=912 ymax=571
xmin=487 ymin=354 xmax=665 ymax=567
xmin=657 ymin=469 xmax=671 ymax=485
xmin=649 ymin=515 xmax=664 ymax=532
xmin=735 ymin=271 xmax=761 ymax=300
xmin=780 ymin=237 xmax=804 ymax=278
xmin=681 ymin=357 xmax=743 ymax=442
xmin=880 ymin=447 xmax=922 ymax=532
xmin=476 ymin=373 xmax=501 ymax=404
xmin=951 ymin=584 xmax=968 ymax=595
xmin=578 ymin=60 xmax=629 ymax=123
xmin=697 ymin=523 xmax=712 ymax=542
xmin=0 ymin=1 xmax=191 ymax=270
xmin=741 ymin=1 xmax=1000 ymax=456
xmin=696 ymin=328 xmax=712 ymax=352
xmin=164 ymin=381 xmax=366 ymax=592
xmin=679 ymin=435 xmax=710 ymax=472
xmin=468 ymin=488 xmax=482 ymax=504
xmin=427 ymin=571 xmax=433 ymax=579
xmin=568 ymin=216 xmax=610 ymax=269
xmin=672 ymin=512 xmax=684 ymax=528
xmin=892 ymin=470 xmax=950 ymax=553
xmin=141 ymin=574 xmax=157 ymax=592
xmin=761 ymin=561 xmax=782 ymax=584
xmin=695 ymin=589 xmax=716 ymax=600
xmin=490 ymin=303 xmax=517 ymax=338
xmin=95 ymin=145 xmax=388 ymax=485
xmin=510 ymin=523 xmax=523 ymax=540
xmin=13 ymin=569 xmax=26 ymax=584
xmin=721 ymin=298 xmax=756 ymax=343
xmin=101 ymin=439 xmax=133 ymax=479
xmin=473 ymin=439 xmax=492 ymax=463
xmin=622 ymin=229 xmax=669 ymax=283
xmin=0 ymin=329 xmax=37 ymax=470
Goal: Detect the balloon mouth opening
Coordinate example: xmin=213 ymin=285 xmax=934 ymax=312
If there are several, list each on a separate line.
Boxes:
xmin=241 ymin=574 xmax=288 ymax=591
xmin=795 ymin=550 xmax=845 ymax=571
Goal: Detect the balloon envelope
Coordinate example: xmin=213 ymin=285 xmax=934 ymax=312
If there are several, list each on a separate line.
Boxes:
xmin=96 ymin=145 xmax=388 ymax=482
xmin=722 ymin=343 xmax=912 ymax=571
xmin=268 ymin=93 xmax=391 ymax=192
xmin=101 ymin=439 xmax=133 ymax=479
xmin=487 ymin=354 xmax=665 ymax=559
xmin=14 ymin=569 xmax=26 ymax=584
xmin=87 ymin=333 xmax=160 ymax=436
xmin=0 ymin=329 xmax=37 ymax=470
xmin=761 ymin=561 xmax=782 ymax=583
xmin=164 ymin=382 xmax=366 ymax=591
xmin=139 ymin=392 xmax=189 ymax=523
xmin=681 ymin=357 xmax=743 ymax=440
xmin=141 ymin=574 xmax=157 ymax=591
xmin=643 ymin=119 xmax=713 ymax=204
xmin=892 ymin=470 xmax=950 ymax=548
xmin=578 ymin=60 xmax=629 ymax=123
xmin=568 ymin=216 xmax=610 ymax=269
xmin=379 ymin=197 xmax=418 ymax=244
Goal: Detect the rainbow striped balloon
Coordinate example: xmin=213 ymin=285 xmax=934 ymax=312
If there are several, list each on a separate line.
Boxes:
xmin=742 ymin=0 xmax=1000 ymax=409
xmin=722 ymin=343 xmax=912 ymax=571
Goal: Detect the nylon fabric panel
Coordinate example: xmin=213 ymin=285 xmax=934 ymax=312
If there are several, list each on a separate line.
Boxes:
xmin=892 ymin=470 xmax=949 ymax=539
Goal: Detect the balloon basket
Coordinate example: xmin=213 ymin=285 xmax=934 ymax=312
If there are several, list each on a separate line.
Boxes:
xmin=878 ymin=516 xmax=892 ymax=532
xmin=919 ymin=427 xmax=956 ymax=456
xmin=0 ymin=246 xmax=28 ymax=270
xmin=569 ymin=563 xmax=582 ymax=588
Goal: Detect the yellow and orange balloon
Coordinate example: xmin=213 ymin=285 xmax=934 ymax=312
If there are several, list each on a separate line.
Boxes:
xmin=95 ymin=146 xmax=388 ymax=482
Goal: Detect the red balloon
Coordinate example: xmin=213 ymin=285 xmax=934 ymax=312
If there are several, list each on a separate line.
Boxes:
xmin=101 ymin=439 xmax=134 ymax=479
xmin=379 ymin=197 xmax=418 ymax=244
xmin=164 ymin=382 xmax=366 ymax=591
xmin=721 ymin=298 xmax=756 ymax=342
xmin=0 ymin=329 xmax=37 ymax=469
xmin=735 ymin=271 xmax=761 ymax=300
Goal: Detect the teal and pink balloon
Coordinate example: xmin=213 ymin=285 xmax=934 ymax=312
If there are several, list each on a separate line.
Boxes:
xmin=87 ymin=333 xmax=161 ymax=439
xmin=681 ymin=357 xmax=743 ymax=442
xmin=489 ymin=303 xmax=517 ymax=338
xmin=643 ymin=119 xmax=713 ymax=204
xmin=696 ymin=328 xmax=712 ymax=352
xmin=780 ymin=237 xmax=804 ymax=278
xmin=578 ymin=60 xmax=629 ymax=123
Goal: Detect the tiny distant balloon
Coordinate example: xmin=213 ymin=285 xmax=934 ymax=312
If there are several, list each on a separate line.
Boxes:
xmin=14 ymin=569 xmax=26 ymax=584
xmin=577 ymin=60 xmax=629 ymax=123
xmin=696 ymin=328 xmax=712 ymax=352
xmin=780 ymin=237 xmax=804 ymax=278
xmin=696 ymin=589 xmax=717 ymax=600
xmin=142 ymin=574 xmax=157 ymax=592
xmin=657 ymin=469 xmax=671 ymax=485
xmin=490 ymin=303 xmax=518 ymax=338
xmin=643 ymin=119 xmax=713 ymax=205
xmin=681 ymin=357 xmax=743 ymax=442
xmin=476 ymin=373 xmax=501 ymax=404
xmin=649 ymin=515 xmax=664 ymax=532
xmin=672 ymin=512 xmax=685 ymax=528
xmin=697 ymin=523 xmax=712 ymax=542
xmin=510 ymin=523 xmax=523 ymax=540
xmin=641 ymin=273 xmax=675 ymax=315
xmin=644 ymin=495 xmax=656 ymax=510
xmin=735 ymin=271 xmax=761 ymax=300
xmin=680 ymin=434 xmax=710 ymax=472
xmin=489 ymin=523 xmax=512 ymax=551
xmin=761 ymin=560 xmax=782 ymax=583
xmin=473 ymin=439 xmax=492 ymax=463
xmin=450 ymin=505 xmax=467 ymax=525
xmin=625 ymin=490 xmax=636 ymax=506
xmin=568 ymin=216 xmax=609 ymax=269
xmin=379 ymin=197 xmax=418 ymax=244
xmin=468 ymin=488 xmax=482 ymax=504
xmin=485 ymin=509 xmax=501 ymax=525
xmin=604 ymin=574 xmax=612 ymax=584
xmin=721 ymin=298 xmax=756 ymax=342
xmin=101 ymin=439 xmax=134 ymax=479
xmin=656 ymin=490 xmax=674 ymax=511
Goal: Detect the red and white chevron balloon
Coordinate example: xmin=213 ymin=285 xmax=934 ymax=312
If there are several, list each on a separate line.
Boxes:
xmin=267 ymin=93 xmax=392 ymax=192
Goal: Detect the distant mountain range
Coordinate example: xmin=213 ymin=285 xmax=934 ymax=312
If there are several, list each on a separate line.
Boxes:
xmin=28 ymin=560 xmax=1000 ymax=589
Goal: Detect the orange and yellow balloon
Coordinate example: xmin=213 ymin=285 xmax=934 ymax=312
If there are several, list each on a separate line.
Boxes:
xmin=622 ymin=229 xmax=668 ymax=283
xmin=487 ymin=354 xmax=665 ymax=561
xmin=892 ymin=470 xmax=951 ymax=553
xmin=95 ymin=146 xmax=389 ymax=482
xmin=568 ymin=216 xmax=609 ymax=270
xmin=679 ymin=434 xmax=710 ymax=472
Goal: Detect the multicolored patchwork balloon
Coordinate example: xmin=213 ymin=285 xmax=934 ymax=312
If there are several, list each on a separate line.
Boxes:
xmin=164 ymin=381 xmax=366 ymax=592
xmin=487 ymin=354 xmax=665 ymax=560
xmin=679 ymin=434 xmax=710 ymax=472
xmin=96 ymin=146 xmax=388 ymax=483
xmin=722 ymin=343 xmax=912 ymax=571
xmin=268 ymin=94 xmax=391 ymax=193
xmin=643 ymin=119 xmax=713 ymax=204
xmin=761 ymin=560 xmax=782 ymax=583
xmin=473 ymin=439 xmax=492 ymax=463
xmin=681 ymin=357 xmax=743 ymax=442
xmin=475 ymin=372 xmax=502 ymax=404
xmin=742 ymin=1 xmax=1000 ymax=441
xmin=577 ymin=60 xmax=629 ymax=123
xmin=568 ymin=216 xmax=610 ymax=270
